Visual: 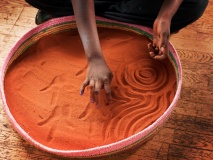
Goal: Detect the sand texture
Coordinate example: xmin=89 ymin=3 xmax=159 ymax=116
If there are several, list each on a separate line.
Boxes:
xmin=4 ymin=27 xmax=177 ymax=150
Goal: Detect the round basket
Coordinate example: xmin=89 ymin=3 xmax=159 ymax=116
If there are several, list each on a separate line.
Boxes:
xmin=0 ymin=16 xmax=182 ymax=158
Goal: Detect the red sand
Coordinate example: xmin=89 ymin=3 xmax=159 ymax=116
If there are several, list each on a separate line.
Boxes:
xmin=4 ymin=27 xmax=177 ymax=150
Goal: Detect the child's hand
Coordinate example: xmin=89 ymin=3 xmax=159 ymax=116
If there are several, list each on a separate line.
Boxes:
xmin=80 ymin=58 xmax=113 ymax=107
xmin=148 ymin=18 xmax=170 ymax=60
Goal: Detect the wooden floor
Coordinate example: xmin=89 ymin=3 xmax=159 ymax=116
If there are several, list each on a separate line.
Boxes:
xmin=0 ymin=1 xmax=212 ymax=160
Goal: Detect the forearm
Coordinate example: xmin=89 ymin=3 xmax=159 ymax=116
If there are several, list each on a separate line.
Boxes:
xmin=71 ymin=0 xmax=104 ymax=62
xmin=157 ymin=0 xmax=183 ymax=21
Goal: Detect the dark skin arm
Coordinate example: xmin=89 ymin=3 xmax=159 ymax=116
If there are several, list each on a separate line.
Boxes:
xmin=148 ymin=0 xmax=183 ymax=60
xmin=72 ymin=0 xmax=113 ymax=107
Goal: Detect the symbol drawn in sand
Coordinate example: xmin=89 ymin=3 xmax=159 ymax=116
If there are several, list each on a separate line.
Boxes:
xmin=14 ymin=68 xmax=52 ymax=107
xmin=102 ymin=95 xmax=154 ymax=140
xmin=39 ymin=74 xmax=66 ymax=92
xmin=78 ymin=102 xmax=91 ymax=119
xmin=102 ymin=58 xmax=173 ymax=141
xmin=75 ymin=65 xmax=87 ymax=76
xmin=116 ymin=59 xmax=169 ymax=94
xmin=38 ymin=74 xmax=73 ymax=142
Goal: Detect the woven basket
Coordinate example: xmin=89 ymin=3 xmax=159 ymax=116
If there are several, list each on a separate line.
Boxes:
xmin=0 ymin=16 xmax=182 ymax=158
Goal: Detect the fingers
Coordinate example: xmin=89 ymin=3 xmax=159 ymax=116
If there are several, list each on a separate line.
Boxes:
xmin=103 ymin=78 xmax=112 ymax=105
xmin=80 ymin=78 xmax=112 ymax=107
xmin=80 ymin=79 xmax=89 ymax=96
xmin=151 ymin=20 xmax=170 ymax=60
xmin=89 ymin=79 xmax=95 ymax=103
xmin=156 ymin=31 xmax=169 ymax=60
xmin=154 ymin=46 xmax=168 ymax=60
xmin=94 ymin=80 xmax=102 ymax=107
xmin=148 ymin=30 xmax=168 ymax=60
xmin=92 ymin=78 xmax=112 ymax=107
xmin=148 ymin=43 xmax=156 ymax=58
xmin=148 ymin=42 xmax=168 ymax=60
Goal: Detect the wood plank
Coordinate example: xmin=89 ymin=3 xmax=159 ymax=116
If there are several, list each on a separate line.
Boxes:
xmin=168 ymin=144 xmax=213 ymax=160
xmin=179 ymin=87 xmax=213 ymax=104
xmin=166 ymin=113 xmax=213 ymax=136
xmin=174 ymin=100 xmax=213 ymax=119
xmin=15 ymin=7 xmax=37 ymax=28
xmin=8 ymin=25 xmax=34 ymax=37
xmin=177 ymin=49 xmax=213 ymax=64
xmin=173 ymin=130 xmax=213 ymax=151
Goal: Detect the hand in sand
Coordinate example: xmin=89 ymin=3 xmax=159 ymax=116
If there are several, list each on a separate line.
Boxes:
xmin=80 ymin=58 xmax=113 ymax=107
xmin=148 ymin=18 xmax=170 ymax=60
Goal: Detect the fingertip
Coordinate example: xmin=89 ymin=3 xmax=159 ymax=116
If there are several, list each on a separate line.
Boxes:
xmin=80 ymin=79 xmax=89 ymax=95
xmin=159 ymin=47 xmax=168 ymax=59
xmin=107 ymin=97 xmax=112 ymax=106
xmin=107 ymin=92 xmax=112 ymax=105
xmin=95 ymin=98 xmax=100 ymax=108
xmin=149 ymin=52 xmax=155 ymax=58
xmin=147 ymin=43 xmax=152 ymax=48
xmin=103 ymin=86 xmax=111 ymax=105
xmin=79 ymin=87 xmax=85 ymax=96
xmin=160 ymin=46 xmax=165 ymax=53
xmin=152 ymin=43 xmax=156 ymax=48
xmin=90 ymin=92 xmax=95 ymax=103
xmin=154 ymin=54 xmax=167 ymax=60
xmin=90 ymin=98 xmax=94 ymax=103
xmin=153 ymin=55 xmax=162 ymax=60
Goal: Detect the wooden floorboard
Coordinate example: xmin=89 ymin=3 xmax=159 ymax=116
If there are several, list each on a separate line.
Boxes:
xmin=0 ymin=0 xmax=212 ymax=159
